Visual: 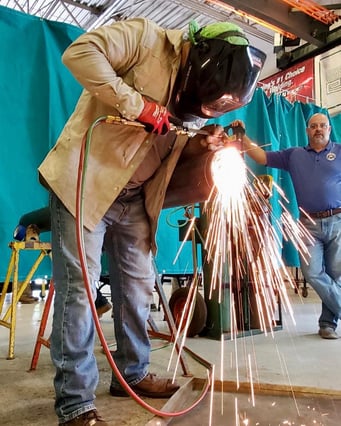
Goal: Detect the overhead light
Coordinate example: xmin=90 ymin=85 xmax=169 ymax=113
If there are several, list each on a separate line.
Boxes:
xmin=279 ymin=0 xmax=339 ymax=25
xmin=206 ymin=0 xmax=298 ymax=39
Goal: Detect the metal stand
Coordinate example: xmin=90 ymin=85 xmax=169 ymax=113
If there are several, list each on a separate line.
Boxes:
xmin=149 ymin=261 xmax=192 ymax=377
xmin=29 ymin=280 xmax=53 ymax=370
xmin=294 ymin=267 xmax=308 ymax=297
xmin=0 ymin=241 xmax=51 ymax=360
xmin=29 ymin=261 xmax=191 ymax=376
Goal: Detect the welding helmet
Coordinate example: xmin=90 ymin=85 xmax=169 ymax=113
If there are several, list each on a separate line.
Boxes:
xmin=173 ymin=21 xmax=266 ymax=121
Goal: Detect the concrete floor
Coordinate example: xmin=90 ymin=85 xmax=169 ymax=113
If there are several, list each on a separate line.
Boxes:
xmin=1 ymin=282 xmax=341 ymax=425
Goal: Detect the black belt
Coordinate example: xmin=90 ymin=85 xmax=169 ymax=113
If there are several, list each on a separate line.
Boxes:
xmin=308 ymin=208 xmax=341 ymax=219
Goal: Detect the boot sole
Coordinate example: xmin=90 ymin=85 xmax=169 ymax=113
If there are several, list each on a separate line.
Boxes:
xmin=109 ymin=385 xmax=178 ymax=398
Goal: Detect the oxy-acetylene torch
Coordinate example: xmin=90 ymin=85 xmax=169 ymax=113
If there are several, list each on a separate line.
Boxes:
xmin=103 ymin=115 xmax=245 ymax=208
xmin=105 ymin=114 xmax=245 ymax=141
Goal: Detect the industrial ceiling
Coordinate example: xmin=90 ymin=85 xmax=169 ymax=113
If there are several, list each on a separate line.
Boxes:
xmin=1 ymin=0 xmax=340 ymax=77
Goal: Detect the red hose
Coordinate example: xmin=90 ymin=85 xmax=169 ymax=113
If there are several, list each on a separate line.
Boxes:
xmin=75 ymin=117 xmax=213 ymax=419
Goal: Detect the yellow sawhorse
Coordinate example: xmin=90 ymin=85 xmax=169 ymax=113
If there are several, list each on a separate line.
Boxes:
xmin=0 ymin=241 xmax=52 ymax=359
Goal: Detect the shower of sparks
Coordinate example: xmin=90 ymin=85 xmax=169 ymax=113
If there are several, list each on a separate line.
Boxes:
xmin=168 ymin=144 xmax=314 ymax=420
xmin=202 ymin=145 xmax=312 ymax=331
xmin=167 ymin=273 xmax=200 ymax=375
xmin=247 ymin=353 xmax=255 ymax=407
xmin=220 ymin=334 xmax=224 ymax=414
xmin=235 ymin=397 xmax=240 ymax=426
xmin=211 ymin=147 xmax=247 ymax=204
xmin=276 ymin=344 xmax=301 ymax=417
xmin=209 ymin=364 xmax=215 ymax=426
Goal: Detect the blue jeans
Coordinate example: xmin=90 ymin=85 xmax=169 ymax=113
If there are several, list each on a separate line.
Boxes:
xmin=299 ymin=213 xmax=341 ymax=330
xmin=50 ymin=188 xmax=155 ymax=423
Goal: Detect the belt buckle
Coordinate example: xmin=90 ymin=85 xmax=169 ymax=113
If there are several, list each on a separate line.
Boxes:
xmin=315 ymin=210 xmax=327 ymax=218
xmin=320 ymin=209 xmax=332 ymax=218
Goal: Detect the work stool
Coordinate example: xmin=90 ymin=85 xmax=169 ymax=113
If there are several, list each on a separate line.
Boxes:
xmin=0 ymin=240 xmax=52 ymax=359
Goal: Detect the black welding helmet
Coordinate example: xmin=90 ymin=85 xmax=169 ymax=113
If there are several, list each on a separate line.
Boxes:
xmin=173 ymin=21 xmax=267 ymax=121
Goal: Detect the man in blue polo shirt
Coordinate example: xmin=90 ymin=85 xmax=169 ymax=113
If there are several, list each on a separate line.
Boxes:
xmin=227 ymin=113 xmax=341 ymax=339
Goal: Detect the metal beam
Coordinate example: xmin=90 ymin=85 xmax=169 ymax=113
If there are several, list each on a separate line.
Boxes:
xmin=284 ymin=25 xmax=341 ymax=67
xmin=275 ymin=25 xmax=341 ymax=69
xmin=218 ymin=0 xmax=330 ymax=47
xmin=63 ymin=0 xmax=103 ymax=15
xmin=319 ymin=2 xmax=341 ymax=8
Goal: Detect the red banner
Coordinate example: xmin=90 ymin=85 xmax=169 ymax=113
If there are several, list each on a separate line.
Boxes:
xmin=259 ymin=58 xmax=314 ymax=103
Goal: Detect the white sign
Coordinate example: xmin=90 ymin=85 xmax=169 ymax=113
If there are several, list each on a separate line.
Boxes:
xmin=315 ymin=46 xmax=341 ymax=116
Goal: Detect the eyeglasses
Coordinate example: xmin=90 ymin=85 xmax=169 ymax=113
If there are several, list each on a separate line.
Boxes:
xmin=308 ymin=123 xmax=329 ymax=130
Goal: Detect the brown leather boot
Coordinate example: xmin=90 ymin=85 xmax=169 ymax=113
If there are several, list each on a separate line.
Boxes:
xmin=60 ymin=409 xmax=109 ymax=425
xmin=19 ymin=285 xmax=39 ymax=304
xmin=110 ymin=373 xmax=180 ymax=398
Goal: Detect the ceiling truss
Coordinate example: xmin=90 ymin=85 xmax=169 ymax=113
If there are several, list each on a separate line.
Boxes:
xmin=1 ymin=0 xmax=340 ymax=70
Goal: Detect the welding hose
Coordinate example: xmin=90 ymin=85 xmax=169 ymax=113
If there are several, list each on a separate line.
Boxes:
xmin=76 ymin=115 xmax=213 ymax=418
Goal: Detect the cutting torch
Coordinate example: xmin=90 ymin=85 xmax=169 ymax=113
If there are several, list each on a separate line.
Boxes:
xmin=104 ymin=115 xmax=245 ymax=142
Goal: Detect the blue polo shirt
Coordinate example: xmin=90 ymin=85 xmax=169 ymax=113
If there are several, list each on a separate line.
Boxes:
xmin=266 ymin=141 xmax=341 ymax=213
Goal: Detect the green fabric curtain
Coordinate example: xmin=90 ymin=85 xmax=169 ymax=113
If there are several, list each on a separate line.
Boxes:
xmin=0 ymin=6 xmax=83 ymax=281
xmin=210 ymin=89 xmax=337 ymax=267
xmin=331 ymin=113 xmax=341 ymax=141
xmin=1 ymin=5 xmax=340 ymax=278
xmin=155 ymin=90 xmax=341 ymax=271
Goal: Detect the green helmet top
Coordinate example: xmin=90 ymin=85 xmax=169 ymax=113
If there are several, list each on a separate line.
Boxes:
xmin=188 ymin=20 xmax=248 ymax=46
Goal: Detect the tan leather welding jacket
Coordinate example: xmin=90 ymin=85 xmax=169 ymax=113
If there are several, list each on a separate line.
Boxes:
xmin=38 ymin=18 xmax=189 ymax=254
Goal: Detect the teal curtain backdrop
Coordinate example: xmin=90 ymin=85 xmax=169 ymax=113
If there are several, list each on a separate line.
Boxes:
xmin=331 ymin=112 xmax=341 ymax=141
xmin=0 ymin=6 xmax=83 ymax=281
xmin=1 ymin=4 xmax=340 ymax=279
xmin=210 ymin=89 xmax=339 ymax=267
xmin=155 ymin=89 xmax=341 ymax=271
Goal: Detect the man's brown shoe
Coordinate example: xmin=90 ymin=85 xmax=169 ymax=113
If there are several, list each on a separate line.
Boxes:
xmin=60 ymin=409 xmax=109 ymax=425
xmin=19 ymin=283 xmax=39 ymax=304
xmin=96 ymin=301 xmax=112 ymax=318
xmin=318 ymin=327 xmax=339 ymax=339
xmin=110 ymin=373 xmax=180 ymax=398
xmin=19 ymin=294 xmax=39 ymax=304
xmin=19 ymin=284 xmax=39 ymax=304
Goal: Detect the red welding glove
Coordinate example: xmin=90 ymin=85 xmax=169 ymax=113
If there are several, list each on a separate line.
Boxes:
xmin=137 ymin=100 xmax=171 ymax=135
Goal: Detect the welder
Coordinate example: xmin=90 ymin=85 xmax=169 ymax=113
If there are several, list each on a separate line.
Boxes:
xmin=38 ymin=18 xmax=265 ymax=426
